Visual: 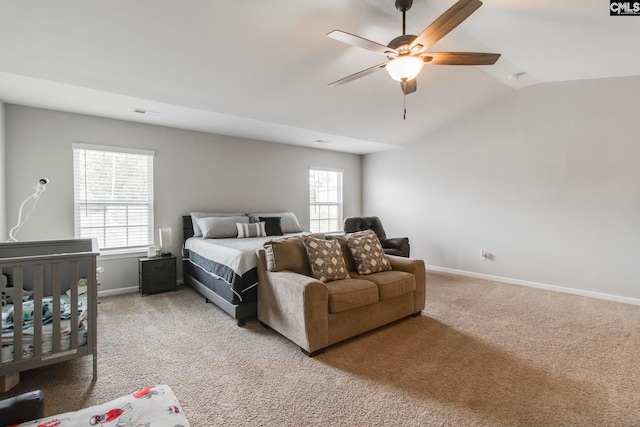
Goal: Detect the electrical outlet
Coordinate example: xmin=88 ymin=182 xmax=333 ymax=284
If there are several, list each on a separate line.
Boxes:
xmin=480 ymin=250 xmax=489 ymax=261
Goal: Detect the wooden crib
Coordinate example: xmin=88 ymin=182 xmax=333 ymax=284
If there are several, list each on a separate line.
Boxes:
xmin=0 ymin=239 xmax=99 ymax=391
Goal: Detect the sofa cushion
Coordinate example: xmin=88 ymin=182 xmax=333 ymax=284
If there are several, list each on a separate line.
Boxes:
xmin=346 ymin=230 xmax=392 ymax=275
xmin=302 ymin=235 xmax=350 ymax=282
xmin=264 ymin=235 xmax=317 ymax=276
xmin=324 ymin=278 xmax=379 ymax=313
xmin=350 ymin=270 xmax=416 ymax=300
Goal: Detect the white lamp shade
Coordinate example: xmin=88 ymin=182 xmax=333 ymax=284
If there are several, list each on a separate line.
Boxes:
xmin=159 ymin=228 xmax=173 ymax=249
xmin=386 ymin=56 xmax=424 ymax=82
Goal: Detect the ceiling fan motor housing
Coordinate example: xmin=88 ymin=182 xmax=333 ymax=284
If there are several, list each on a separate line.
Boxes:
xmin=387 ymin=34 xmax=417 ymax=57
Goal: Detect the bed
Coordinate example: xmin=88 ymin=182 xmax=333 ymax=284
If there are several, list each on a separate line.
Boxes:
xmin=182 ymin=212 xmax=304 ymax=326
xmin=0 ymin=239 xmax=99 ymax=391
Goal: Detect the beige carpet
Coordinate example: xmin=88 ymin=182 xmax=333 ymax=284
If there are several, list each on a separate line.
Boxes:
xmin=3 ymin=271 xmax=640 ymax=426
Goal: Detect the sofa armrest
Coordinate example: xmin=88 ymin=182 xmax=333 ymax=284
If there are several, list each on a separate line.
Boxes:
xmin=0 ymin=390 xmax=45 ymax=427
xmin=387 ymin=255 xmax=426 ymax=314
xmin=257 ymin=249 xmax=330 ymax=353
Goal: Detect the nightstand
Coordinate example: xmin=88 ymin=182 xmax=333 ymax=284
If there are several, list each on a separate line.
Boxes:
xmin=138 ymin=255 xmax=177 ymax=296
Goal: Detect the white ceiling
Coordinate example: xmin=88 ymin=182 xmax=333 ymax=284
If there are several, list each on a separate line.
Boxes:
xmin=0 ymin=0 xmax=638 ymax=154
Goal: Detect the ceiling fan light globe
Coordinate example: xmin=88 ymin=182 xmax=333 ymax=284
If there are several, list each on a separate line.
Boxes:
xmin=386 ymin=56 xmax=424 ymax=82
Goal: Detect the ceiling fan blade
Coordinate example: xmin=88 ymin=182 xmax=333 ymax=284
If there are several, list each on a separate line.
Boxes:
xmin=409 ymin=0 xmax=483 ymax=54
xmin=327 ymin=30 xmax=398 ymax=57
xmin=401 ymin=79 xmax=417 ymax=95
xmin=423 ymin=52 xmax=500 ymax=65
xmin=328 ymin=62 xmax=388 ymax=87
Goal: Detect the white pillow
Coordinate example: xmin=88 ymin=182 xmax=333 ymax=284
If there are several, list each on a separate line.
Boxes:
xmin=236 ymin=222 xmax=267 ymax=238
xmin=197 ymin=216 xmax=249 ymax=239
xmin=190 ymin=212 xmax=245 ymax=237
xmin=247 ymin=212 xmax=303 ymax=234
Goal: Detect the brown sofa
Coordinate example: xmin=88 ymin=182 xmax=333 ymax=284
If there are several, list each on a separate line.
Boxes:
xmin=256 ymin=234 xmax=426 ymax=356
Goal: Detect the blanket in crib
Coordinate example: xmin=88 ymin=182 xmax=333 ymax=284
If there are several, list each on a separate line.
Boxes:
xmin=14 ymin=384 xmax=190 ymax=427
xmin=2 ymin=294 xmax=89 ymax=363
xmin=2 ymin=294 xmax=87 ymax=333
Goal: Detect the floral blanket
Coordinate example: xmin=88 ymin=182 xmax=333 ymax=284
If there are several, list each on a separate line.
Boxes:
xmin=13 ymin=385 xmax=190 ymax=427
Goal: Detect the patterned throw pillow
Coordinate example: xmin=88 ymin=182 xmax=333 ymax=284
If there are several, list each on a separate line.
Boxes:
xmin=236 ymin=222 xmax=267 ymax=238
xmin=302 ymin=235 xmax=350 ymax=282
xmin=346 ymin=230 xmax=392 ymax=275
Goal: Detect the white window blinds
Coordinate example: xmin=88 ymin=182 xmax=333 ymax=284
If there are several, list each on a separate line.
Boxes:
xmin=73 ymin=143 xmax=154 ymax=251
xmin=309 ymin=168 xmax=343 ymax=233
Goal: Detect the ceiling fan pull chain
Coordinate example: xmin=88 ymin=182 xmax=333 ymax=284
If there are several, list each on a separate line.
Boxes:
xmin=403 ymin=83 xmax=407 ymax=120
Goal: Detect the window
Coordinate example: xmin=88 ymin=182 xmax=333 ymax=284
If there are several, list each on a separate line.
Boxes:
xmin=73 ymin=143 xmax=154 ymax=251
xmin=309 ymin=168 xmax=343 ymax=233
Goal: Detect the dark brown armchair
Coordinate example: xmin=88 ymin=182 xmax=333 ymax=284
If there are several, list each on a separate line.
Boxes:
xmin=343 ymin=216 xmax=410 ymax=257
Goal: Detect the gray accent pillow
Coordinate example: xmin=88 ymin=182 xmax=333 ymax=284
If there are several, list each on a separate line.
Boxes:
xmin=190 ymin=212 xmax=245 ymax=237
xmin=248 ymin=212 xmax=303 ymax=233
xmin=197 ymin=216 xmax=249 ymax=239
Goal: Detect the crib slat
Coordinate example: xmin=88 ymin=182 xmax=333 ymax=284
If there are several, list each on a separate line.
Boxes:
xmin=32 ymin=265 xmax=43 ymax=360
xmin=88 ymin=258 xmax=98 ymax=381
xmin=12 ymin=267 xmax=23 ymax=363
xmin=51 ymin=263 xmax=61 ymax=354
xmin=69 ymin=261 xmax=79 ymax=350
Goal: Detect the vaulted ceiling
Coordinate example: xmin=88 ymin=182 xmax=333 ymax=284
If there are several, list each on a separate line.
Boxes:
xmin=1 ymin=0 xmax=639 ymax=154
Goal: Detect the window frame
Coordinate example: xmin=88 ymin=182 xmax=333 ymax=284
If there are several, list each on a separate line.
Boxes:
xmin=309 ymin=167 xmax=344 ymax=234
xmin=72 ymin=142 xmax=155 ymax=254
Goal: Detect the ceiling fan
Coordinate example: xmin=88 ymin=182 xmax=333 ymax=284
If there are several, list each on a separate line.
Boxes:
xmin=327 ymin=0 xmax=501 ymax=97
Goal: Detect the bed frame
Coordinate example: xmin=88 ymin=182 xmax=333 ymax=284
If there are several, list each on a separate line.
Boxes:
xmin=0 ymin=239 xmax=99 ymax=391
xmin=181 ymin=216 xmax=256 ymax=326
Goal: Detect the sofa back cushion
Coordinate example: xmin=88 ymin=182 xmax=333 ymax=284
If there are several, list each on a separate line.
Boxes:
xmin=264 ymin=235 xmax=322 ymax=276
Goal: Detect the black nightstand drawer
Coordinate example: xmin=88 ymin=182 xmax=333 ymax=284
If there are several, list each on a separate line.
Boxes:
xmin=138 ymin=256 xmax=177 ymax=296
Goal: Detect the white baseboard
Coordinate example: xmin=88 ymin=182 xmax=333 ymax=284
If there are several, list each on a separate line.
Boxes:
xmin=97 ymin=280 xmax=184 ymax=298
xmin=98 ymin=286 xmax=138 ymax=297
xmin=427 ymin=265 xmax=640 ymax=306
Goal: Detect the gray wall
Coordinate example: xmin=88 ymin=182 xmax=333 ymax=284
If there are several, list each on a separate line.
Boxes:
xmin=363 ymin=75 xmax=640 ymax=303
xmin=5 ymin=105 xmax=362 ymax=294
xmin=0 ymin=101 xmax=5 ymax=240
